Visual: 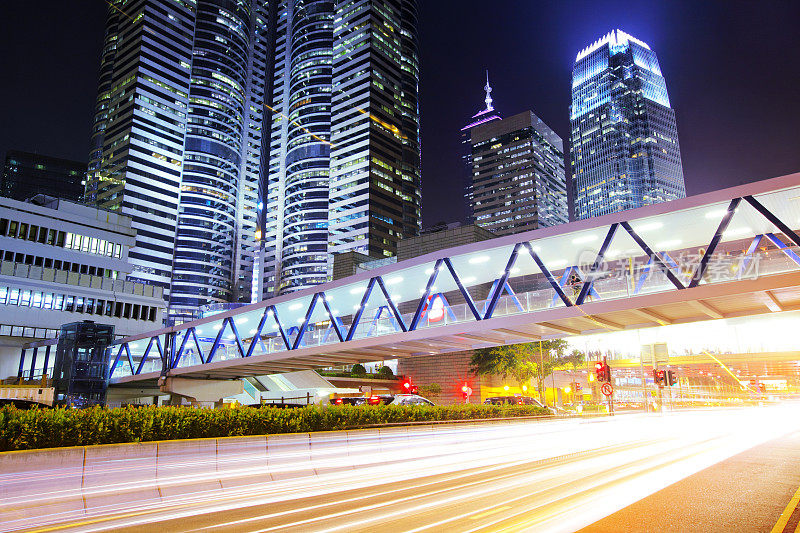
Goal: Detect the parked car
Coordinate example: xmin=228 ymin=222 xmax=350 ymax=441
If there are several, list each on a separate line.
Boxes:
xmin=385 ymin=394 xmax=434 ymax=406
xmin=483 ymin=395 xmax=544 ymax=407
xmin=329 ymin=395 xmax=371 ymax=406
xmin=329 ymin=394 xmax=434 ymax=406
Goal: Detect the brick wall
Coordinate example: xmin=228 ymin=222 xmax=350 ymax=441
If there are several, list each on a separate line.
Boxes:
xmin=397 ymin=350 xmax=487 ymax=405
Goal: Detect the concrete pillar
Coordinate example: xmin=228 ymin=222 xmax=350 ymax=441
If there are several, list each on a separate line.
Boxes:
xmin=42 ymin=346 xmax=51 ymax=380
xmin=28 ymin=347 xmax=39 ymax=379
xmin=17 ymin=348 xmax=25 ymax=379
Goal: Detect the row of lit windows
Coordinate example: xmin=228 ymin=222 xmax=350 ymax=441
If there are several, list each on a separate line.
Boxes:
xmin=1 ymin=249 xmax=119 ymax=279
xmin=0 ymin=217 xmax=123 ymax=258
xmin=0 ymin=286 xmax=158 ymax=322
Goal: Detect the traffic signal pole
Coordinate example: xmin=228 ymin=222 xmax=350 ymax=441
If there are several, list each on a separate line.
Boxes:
xmin=640 ymin=356 xmax=647 ymax=414
xmin=654 ymin=361 xmax=663 ymax=414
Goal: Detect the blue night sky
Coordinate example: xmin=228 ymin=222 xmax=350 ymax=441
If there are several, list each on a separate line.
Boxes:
xmin=1 ymin=1 xmax=799 ymax=226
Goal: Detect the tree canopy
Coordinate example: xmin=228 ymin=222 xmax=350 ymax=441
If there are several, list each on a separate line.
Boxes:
xmin=470 ymin=340 xmax=584 ymax=391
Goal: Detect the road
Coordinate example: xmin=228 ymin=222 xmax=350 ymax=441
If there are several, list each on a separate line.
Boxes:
xmin=3 ymin=405 xmax=800 ymax=532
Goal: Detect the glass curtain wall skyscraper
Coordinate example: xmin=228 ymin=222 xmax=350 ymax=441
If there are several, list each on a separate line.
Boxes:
xmin=262 ymin=0 xmax=421 ymax=297
xmin=570 ymin=29 xmax=685 ymax=220
xmin=86 ymin=0 xmax=272 ymax=321
xmin=262 ymin=0 xmax=334 ymax=297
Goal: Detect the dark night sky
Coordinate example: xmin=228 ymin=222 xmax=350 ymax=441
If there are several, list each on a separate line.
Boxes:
xmin=2 ymin=1 xmax=799 ymax=227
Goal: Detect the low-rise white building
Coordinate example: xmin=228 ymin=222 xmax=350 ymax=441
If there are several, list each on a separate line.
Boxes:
xmin=0 ymin=195 xmax=165 ymax=380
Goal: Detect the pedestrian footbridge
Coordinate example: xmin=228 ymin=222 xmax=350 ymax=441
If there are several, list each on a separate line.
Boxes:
xmin=23 ymin=174 xmax=800 ymax=389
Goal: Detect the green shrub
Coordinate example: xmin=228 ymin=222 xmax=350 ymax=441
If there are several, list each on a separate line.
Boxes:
xmin=418 ymin=383 xmax=442 ymax=399
xmin=350 ymin=363 xmax=366 ymax=377
xmin=0 ymin=403 xmax=550 ymax=452
xmin=377 ymin=366 xmax=394 ymax=378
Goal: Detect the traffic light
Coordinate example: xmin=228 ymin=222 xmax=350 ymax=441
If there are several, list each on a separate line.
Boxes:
xmin=666 ymin=370 xmax=677 ymax=386
xmin=461 ymin=383 xmax=473 ymax=402
xmin=653 ymin=369 xmax=666 ymax=386
xmin=400 ymin=377 xmax=418 ymax=394
xmin=594 ymin=361 xmax=611 ymax=383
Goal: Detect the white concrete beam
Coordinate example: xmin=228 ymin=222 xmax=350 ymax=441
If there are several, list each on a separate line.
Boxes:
xmin=632 ymin=308 xmax=673 ymax=325
xmin=760 ymin=290 xmax=784 ymax=313
xmin=689 ymin=300 xmax=725 ymax=319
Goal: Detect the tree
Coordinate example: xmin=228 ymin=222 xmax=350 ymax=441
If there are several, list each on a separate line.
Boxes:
xmin=471 ymin=343 xmax=539 ymax=390
xmin=471 ymin=339 xmax=575 ymax=404
xmin=350 ymin=363 xmax=366 ymax=377
xmin=564 ymin=349 xmax=586 ymax=369
xmin=377 ymin=365 xmax=394 ymax=378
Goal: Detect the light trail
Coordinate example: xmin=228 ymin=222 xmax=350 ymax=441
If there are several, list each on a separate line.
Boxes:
xmin=2 ymin=405 xmax=799 ymax=532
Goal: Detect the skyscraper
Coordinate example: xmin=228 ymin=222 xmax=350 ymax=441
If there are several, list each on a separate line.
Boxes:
xmin=262 ymin=0 xmax=421 ymax=297
xmin=468 ymin=111 xmax=568 ymax=235
xmin=2 ymin=151 xmax=85 ymax=202
xmin=570 ymin=29 xmax=685 ymax=220
xmin=86 ymin=0 xmax=271 ymax=320
xmin=461 ymin=73 xmax=501 ymax=223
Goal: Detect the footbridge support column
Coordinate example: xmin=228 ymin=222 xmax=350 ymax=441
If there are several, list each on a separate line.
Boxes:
xmin=159 ymin=377 xmax=243 ymax=408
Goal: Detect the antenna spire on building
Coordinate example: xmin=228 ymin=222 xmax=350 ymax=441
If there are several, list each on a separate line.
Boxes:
xmin=483 ymin=70 xmax=494 ymax=111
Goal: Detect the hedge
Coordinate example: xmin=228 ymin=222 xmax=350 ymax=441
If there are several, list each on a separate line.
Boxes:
xmin=0 ymin=404 xmax=550 ymax=452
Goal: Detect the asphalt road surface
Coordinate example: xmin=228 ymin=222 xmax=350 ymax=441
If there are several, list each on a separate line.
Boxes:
xmin=4 ymin=405 xmax=800 ymax=532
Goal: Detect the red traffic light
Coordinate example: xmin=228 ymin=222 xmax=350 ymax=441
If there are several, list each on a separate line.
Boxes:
xmin=594 ymin=361 xmax=611 ymax=382
xmin=400 ymin=378 xmax=418 ymax=394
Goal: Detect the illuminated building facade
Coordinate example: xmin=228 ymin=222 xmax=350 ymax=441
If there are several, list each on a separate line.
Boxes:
xmin=262 ymin=0 xmax=421 ymax=297
xmin=86 ymin=0 xmax=272 ymax=321
xmin=468 ymin=110 xmax=567 ymax=235
xmin=461 ymin=73 xmax=501 ymax=223
xmin=570 ymin=29 xmax=685 ymax=220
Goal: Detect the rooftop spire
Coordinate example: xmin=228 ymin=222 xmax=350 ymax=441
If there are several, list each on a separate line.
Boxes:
xmin=483 ymin=70 xmax=494 ymax=112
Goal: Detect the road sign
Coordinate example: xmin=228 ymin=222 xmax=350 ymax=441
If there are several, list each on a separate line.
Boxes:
xmin=601 ymin=382 xmax=614 ymax=396
xmin=641 ymin=342 xmax=669 ymax=365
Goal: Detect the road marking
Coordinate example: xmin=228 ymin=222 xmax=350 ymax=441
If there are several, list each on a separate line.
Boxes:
xmin=469 ymin=506 xmax=512 ymax=520
xmin=771 ymin=482 xmax=800 ymax=533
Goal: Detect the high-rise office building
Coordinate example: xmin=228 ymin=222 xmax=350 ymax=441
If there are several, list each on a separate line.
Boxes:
xmin=461 ymin=73 xmax=501 ymax=223
xmin=262 ymin=0 xmax=421 ymax=297
xmin=570 ymin=29 xmax=685 ymax=220
xmin=86 ymin=0 xmax=272 ymax=320
xmin=468 ymin=111 xmax=568 ymax=236
xmin=2 ymin=151 xmax=85 ymax=202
